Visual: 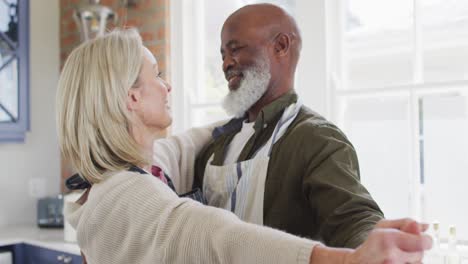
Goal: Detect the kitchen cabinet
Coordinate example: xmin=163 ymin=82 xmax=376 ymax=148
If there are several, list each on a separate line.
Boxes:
xmin=0 ymin=243 xmax=82 ymax=264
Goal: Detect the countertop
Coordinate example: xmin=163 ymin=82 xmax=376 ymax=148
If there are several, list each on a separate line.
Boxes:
xmin=0 ymin=225 xmax=80 ymax=255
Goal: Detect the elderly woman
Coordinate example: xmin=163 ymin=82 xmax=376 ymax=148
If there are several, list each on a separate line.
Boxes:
xmin=56 ymin=29 xmax=431 ymax=264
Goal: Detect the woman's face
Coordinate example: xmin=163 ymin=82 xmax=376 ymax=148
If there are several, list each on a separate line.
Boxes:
xmin=129 ymin=47 xmax=172 ymax=131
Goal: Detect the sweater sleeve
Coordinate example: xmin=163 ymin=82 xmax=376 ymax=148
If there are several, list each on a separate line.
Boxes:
xmin=153 ymin=123 xmax=221 ymax=193
xmin=71 ymin=172 xmax=319 ymax=264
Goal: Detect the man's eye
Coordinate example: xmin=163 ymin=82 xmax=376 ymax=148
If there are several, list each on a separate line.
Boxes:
xmin=157 ymin=72 xmax=163 ymax=78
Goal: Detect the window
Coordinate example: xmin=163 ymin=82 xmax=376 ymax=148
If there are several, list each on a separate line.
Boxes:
xmin=0 ymin=0 xmax=29 ymax=142
xmin=332 ymin=0 xmax=468 ymax=241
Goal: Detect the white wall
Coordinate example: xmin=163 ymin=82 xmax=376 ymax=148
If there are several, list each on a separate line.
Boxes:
xmin=0 ymin=0 xmax=60 ymax=227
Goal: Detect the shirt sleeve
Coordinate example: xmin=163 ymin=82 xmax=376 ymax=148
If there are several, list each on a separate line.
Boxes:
xmin=73 ymin=173 xmax=319 ymax=264
xmin=300 ymin=125 xmax=384 ymax=248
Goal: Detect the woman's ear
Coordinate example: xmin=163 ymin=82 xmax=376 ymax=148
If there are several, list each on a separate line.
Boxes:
xmin=126 ymin=88 xmax=140 ymax=111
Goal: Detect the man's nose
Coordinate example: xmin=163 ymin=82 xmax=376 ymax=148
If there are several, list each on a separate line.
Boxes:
xmin=223 ymin=55 xmax=235 ymax=73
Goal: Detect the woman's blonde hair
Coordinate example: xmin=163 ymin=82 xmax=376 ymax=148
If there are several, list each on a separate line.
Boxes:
xmin=56 ymin=28 xmax=147 ymax=183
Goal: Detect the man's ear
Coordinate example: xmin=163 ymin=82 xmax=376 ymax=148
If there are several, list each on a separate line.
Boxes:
xmin=126 ymin=88 xmax=140 ymax=111
xmin=273 ymin=33 xmax=290 ymax=57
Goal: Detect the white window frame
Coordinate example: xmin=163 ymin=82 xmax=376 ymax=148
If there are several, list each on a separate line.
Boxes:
xmin=0 ymin=0 xmax=30 ymax=143
xmin=329 ymin=0 xmax=468 ymax=228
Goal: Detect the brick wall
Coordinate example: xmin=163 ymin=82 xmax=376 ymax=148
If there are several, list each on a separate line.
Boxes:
xmin=60 ymin=0 xmax=170 ymax=71
xmin=59 ymin=0 xmax=171 ymax=191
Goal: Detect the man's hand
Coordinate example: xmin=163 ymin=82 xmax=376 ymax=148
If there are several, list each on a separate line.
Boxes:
xmin=345 ymin=218 xmax=432 ymax=264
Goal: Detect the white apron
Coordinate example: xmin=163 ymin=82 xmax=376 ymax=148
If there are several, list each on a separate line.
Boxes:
xmin=203 ymin=102 xmax=302 ymax=225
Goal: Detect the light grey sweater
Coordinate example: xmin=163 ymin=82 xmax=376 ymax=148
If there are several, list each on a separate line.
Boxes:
xmin=66 ymin=170 xmax=318 ymax=263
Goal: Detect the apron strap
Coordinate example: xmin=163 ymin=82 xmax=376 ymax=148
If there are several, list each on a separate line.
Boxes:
xmin=65 ymin=173 xmax=91 ymax=191
xmin=130 ymin=165 xmax=206 ymax=204
xmin=267 ymin=102 xmax=302 ymax=156
xmin=230 ymin=163 xmax=243 ymax=212
xmin=65 ymin=166 xmax=206 ymax=204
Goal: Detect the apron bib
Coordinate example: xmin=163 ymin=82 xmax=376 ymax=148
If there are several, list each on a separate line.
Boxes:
xmin=203 ymin=102 xmax=302 ymax=225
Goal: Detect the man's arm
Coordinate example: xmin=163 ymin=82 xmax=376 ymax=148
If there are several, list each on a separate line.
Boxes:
xmin=301 ymin=126 xmax=384 ymax=248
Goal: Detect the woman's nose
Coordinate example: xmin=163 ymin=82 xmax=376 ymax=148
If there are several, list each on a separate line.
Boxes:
xmin=165 ymin=81 xmax=172 ymax=93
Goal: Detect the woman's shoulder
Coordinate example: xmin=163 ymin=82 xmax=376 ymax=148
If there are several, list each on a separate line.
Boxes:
xmin=92 ymin=170 xmax=174 ymax=199
xmin=69 ymin=170 xmax=178 ymax=228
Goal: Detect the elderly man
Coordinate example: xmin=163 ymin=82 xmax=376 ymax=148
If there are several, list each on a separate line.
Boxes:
xmin=190 ymin=3 xmax=384 ymax=249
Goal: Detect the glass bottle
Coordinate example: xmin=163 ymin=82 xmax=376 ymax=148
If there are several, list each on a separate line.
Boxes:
xmin=446 ymin=225 xmax=461 ymax=264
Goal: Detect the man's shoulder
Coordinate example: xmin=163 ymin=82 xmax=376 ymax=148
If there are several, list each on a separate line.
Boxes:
xmin=286 ymin=106 xmax=350 ymax=144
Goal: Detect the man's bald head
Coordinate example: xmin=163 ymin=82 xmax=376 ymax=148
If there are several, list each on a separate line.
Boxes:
xmin=222 ymin=3 xmax=302 ymax=63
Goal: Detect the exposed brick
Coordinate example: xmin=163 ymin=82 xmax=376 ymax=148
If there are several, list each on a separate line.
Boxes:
xmin=125 ymin=17 xmax=143 ymax=28
xmin=61 ymin=34 xmax=79 ymax=46
xmin=139 ymin=31 xmax=154 ymax=42
xmin=156 ymin=25 xmax=167 ymax=41
xmin=116 ymin=6 xmax=127 ymax=20
xmin=63 ymin=20 xmax=77 ymax=33
xmin=60 ymin=8 xmax=74 ymax=22
xmin=100 ymin=0 xmax=114 ymax=6
xmin=147 ymin=44 xmax=166 ymax=57
xmin=134 ymin=0 xmax=154 ymax=11
xmin=156 ymin=0 xmax=168 ymax=9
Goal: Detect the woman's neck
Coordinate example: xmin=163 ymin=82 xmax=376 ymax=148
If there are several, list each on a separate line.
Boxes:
xmin=131 ymin=123 xmax=166 ymax=171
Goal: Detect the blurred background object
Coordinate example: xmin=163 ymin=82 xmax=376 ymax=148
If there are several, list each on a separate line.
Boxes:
xmin=73 ymin=0 xmax=117 ymax=41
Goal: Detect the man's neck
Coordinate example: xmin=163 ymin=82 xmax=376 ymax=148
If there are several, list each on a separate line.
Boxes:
xmin=247 ymin=87 xmax=292 ymax=122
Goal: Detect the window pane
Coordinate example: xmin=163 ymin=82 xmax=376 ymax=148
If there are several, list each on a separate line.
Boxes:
xmin=0 ymin=0 xmax=18 ymax=124
xmin=0 ymin=0 xmax=18 ymax=42
xmin=342 ymin=96 xmax=411 ymax=218
xmin=0 ymin=57 xmax=18 ymax=123
xmin=345 ymin=0 xmax=414 ymax=89
xmin=199 ymin=0 xmax=296 ymax=104
xmin=0 ymin=1 xmax=8 ymax=32
xmin=190 ymin=106 xmax=228 ymax=127
xmin=422 ymin=0 xmax=468 ymax=83
xmin=422 ymin=93 xmax=468 ymax=241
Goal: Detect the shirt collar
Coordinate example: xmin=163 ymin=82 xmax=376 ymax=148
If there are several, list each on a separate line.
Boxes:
xmin=212 ymin=90 xmax=298 ymax=138
xmin=253 ymin=90 xmax=298 ymax=131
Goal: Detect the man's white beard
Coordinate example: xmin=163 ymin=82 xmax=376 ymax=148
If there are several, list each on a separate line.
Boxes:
xmin=222 ymin=59 xmax=271 ymax=118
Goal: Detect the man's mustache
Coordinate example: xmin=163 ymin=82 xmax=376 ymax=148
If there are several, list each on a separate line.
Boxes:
xmin=225 ymin=69 xmax=243 ymax=81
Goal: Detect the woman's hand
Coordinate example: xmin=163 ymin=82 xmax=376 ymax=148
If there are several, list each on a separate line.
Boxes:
xmin=309 ymin=218 xmax=432 ymax=264
xmin=345 ymin=218 xmax=432 ymax=264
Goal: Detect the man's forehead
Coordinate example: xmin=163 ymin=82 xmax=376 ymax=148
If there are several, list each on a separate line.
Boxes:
xmin=221 ymin=24 xmax=259 ymax=46
xmin=222 ymin=14 xmax=257 ymax=35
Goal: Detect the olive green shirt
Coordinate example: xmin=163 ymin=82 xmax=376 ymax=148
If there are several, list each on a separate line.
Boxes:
xmin=194 ymin=91 xmax=384 ymax=248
